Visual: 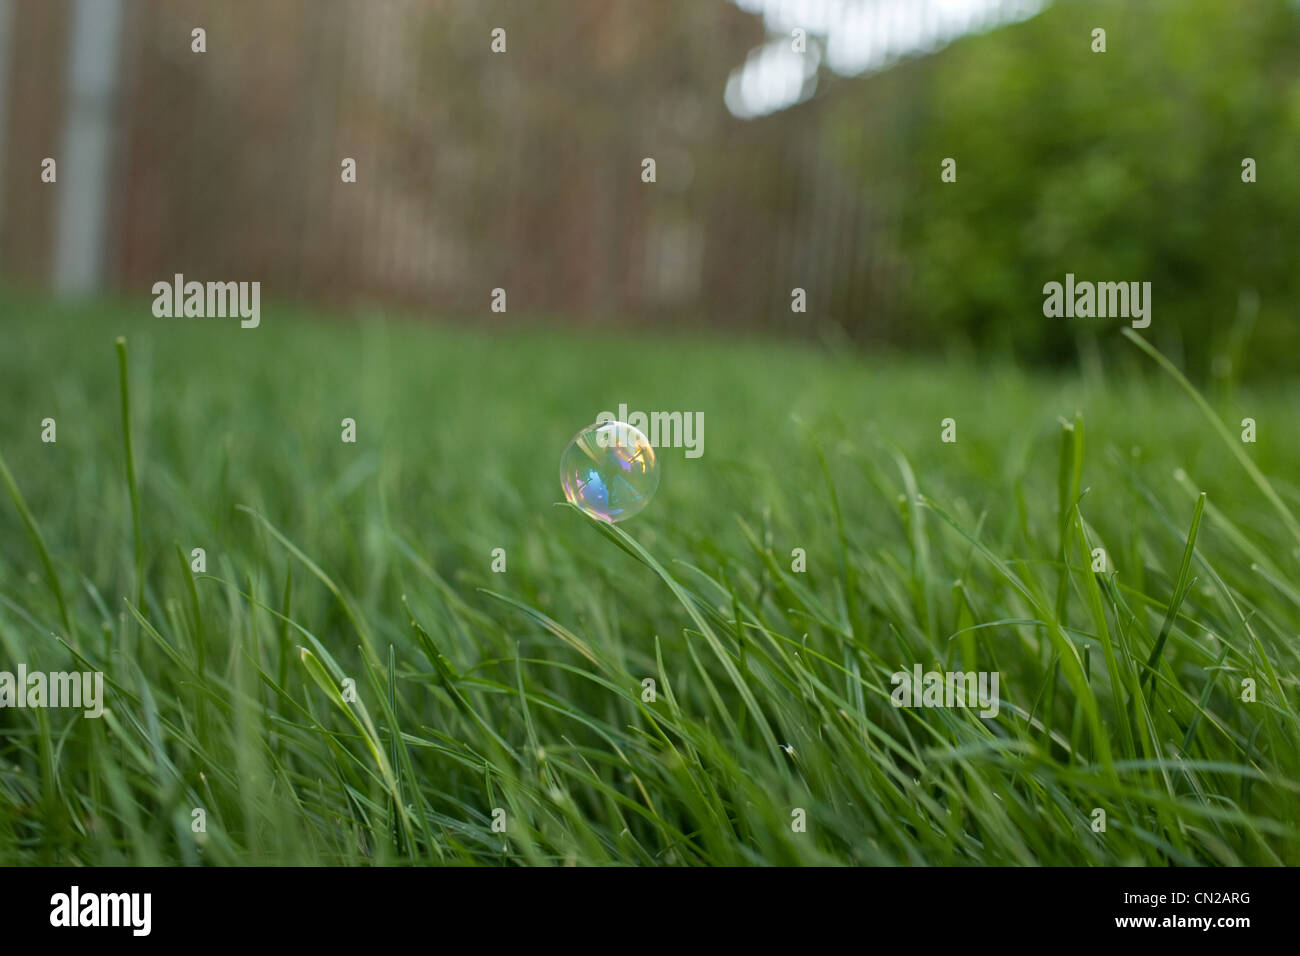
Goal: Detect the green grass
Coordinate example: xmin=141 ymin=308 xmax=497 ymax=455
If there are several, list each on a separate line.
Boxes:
xmin=1 ymin=294 xmax=1298 ymax=865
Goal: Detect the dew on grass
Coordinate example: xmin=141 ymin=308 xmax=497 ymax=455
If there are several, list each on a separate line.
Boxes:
xmin=560 ymin=420 xmax=659 ymax=523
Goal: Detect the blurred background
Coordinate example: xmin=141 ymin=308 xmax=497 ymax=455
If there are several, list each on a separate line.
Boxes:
xmin=1 ymin=0 xmax=1296 ymax=376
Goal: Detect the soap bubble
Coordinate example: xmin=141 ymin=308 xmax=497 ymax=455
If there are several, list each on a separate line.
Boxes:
xmin=560 ymin=421 xmax=659 ymax=522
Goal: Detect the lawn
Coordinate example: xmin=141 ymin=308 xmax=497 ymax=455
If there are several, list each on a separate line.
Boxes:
xmin=1 ymin=294 xmax=1298 ymax=865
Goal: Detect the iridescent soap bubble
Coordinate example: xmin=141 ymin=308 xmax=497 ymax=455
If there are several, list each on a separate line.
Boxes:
xmin=560 ymin=421 xmax=659 ymax=523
